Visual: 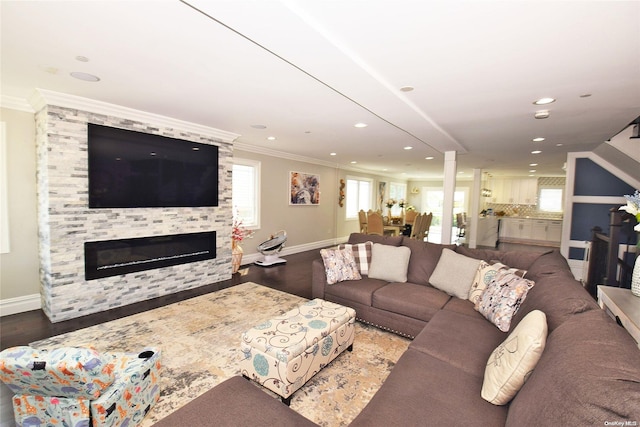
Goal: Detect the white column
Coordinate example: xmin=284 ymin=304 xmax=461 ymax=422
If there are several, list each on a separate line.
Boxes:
xmin=441 ymin=151 xmax=457 ymax=245
xmin=468 ymin=168 xmax=482 ymax=248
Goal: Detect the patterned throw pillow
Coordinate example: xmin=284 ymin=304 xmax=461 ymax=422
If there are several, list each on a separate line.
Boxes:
xmin=477 ymin=270 xmax=535 ymax=332
xmin=320 ymin=248 xmax=362 ymax=285
xmin=469 ymin=261 xmax=528 ymax=308
xmin=482 ymin=310 xmax=547 ymax=405
xmin=338 ymin=241 xmax=373 ymax=275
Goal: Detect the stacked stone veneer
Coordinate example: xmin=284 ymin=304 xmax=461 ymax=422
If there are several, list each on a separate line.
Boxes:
xmin=35 ymin=104 xmax=234 ymax=322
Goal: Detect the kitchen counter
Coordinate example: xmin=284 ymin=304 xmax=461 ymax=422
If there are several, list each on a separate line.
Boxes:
xmin=498 ymin=217 xmax=562 ymax=246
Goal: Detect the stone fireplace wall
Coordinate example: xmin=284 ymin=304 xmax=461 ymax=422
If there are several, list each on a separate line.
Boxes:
xmin=34 ymin=96 xmax=235 ymax=322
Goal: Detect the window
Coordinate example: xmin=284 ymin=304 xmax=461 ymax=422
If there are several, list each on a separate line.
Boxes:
xmin=346 ymin=176 xmax=372 ymax=219
xmin=232 ymin=158 xmax=260 ymax=228
xmin=539 ymin=188 xmax=563 ymax=213
xmin=389 ymin=182 xmax=407 ymax=216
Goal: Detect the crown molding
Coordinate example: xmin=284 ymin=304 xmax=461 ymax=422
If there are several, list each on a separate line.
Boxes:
xmin=1 ymin=95 xmax=35 ymax=113
xmin=28 ymin=89 xmax=241 ymax=143
xmin=232 ymin=140 xmax=399 ymax=179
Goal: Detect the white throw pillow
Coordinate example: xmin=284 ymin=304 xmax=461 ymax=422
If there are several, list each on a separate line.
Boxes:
xmin=429 ymin=249 xmax=482 ymax=299
xmin=367 ymin=243 xmax=411 ymax=282
xmin=482 ymin=310 xmax=548 ymax=405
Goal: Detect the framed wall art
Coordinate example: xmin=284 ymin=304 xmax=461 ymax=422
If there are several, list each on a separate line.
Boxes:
xmin=290 ymin=171 xmax=320 ymax=205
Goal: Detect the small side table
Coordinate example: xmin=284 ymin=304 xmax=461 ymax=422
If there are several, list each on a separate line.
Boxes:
xmin=597 ymin=285 xmax=640 ymax=349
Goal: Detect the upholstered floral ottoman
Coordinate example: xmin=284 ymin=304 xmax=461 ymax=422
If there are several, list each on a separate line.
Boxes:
xmin=240 ymin=298 xmax=356 ymax=405
xmin=0 ymin=346 xmax=161 ymax=427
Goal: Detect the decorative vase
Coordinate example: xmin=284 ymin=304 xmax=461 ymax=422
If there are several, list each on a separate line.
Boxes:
xmin=632 ymin=254 xmax=640 ymax=297
xmin=232 ymin=240 xmax=243 ymax=274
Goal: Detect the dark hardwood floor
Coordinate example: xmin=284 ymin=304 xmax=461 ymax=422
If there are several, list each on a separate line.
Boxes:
xmin=0 ymin=250 xmax=320 ymax=351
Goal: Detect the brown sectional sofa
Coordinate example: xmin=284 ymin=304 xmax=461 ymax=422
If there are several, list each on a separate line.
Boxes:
xmin=313 ymin=233 xmax=640 ymax=425
xmin=158 ymin=233 xmax=640 ymax=426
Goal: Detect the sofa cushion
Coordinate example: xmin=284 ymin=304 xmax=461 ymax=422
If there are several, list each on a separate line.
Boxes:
xmin=348 ymin=232 xmax=403 ymax=247
xmin=372 ymin=282 xmax=451 ymax=322
xmin=456 ymin=245 xmax=549 ymax=271
xmin=482 ymin=310 xmax=547 ymax=405
xmin=477 ymin=271 xmax=535 ymax=332
xmin=323 ymin=277 xmax=388 ymax=306
xmin=411 ymin=310 xmax=506 ymax=377
xmin=338 ymin=241 xmax=373 ymax=275
xmin=402 ymin=237 xmax=456 ymax=285
xmin=429 ymin=248 xmax=481 ymax=299
xmin=509 ymin=271 xmax=598 ymax=333
xmin=368 ymin=243 xmax=411 ymax=283
xmin=153 ymin=376 xmax=318 ymax=427
xmin=320 ymin=248 xmax=361 ymax=285
xmin=506 ymin=309 xmax=640 ymax=426
xmin=350 ymin=348 xmax=508 ymax=427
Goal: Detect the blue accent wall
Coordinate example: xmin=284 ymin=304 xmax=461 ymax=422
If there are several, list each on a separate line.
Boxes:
xmin=574 ymin=158 xmax=635 ymax=196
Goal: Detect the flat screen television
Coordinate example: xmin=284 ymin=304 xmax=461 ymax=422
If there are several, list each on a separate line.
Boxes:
xmin=88 ymin=124 xmax=219 ymax=208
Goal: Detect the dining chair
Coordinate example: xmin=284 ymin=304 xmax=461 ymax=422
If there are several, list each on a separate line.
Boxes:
xmin=421 ymin=212 xmax=433 ymax=241
xmin=456 ymin=212 xmax=467 ymax=237
xmin=366 ymin=212 xmax=384 ymax=236
xmin=410 ymin=213 xmax=424 ymax=239
xmin=405 ymin=210 xmax=418 ymax=225
xmin=358 ymin=210 xmax=368 ymax=233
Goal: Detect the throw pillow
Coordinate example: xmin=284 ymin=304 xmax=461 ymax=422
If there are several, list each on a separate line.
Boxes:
xmin=477 ymin=270 xmax=535 ymax=332
xmin=320 ymin=248 xmax=362 ymax=285
xmin=482 ymin=310 xmax=548 ymax=405
xmin=429 ymin=248 xmax=482 ymax=299
xmin=469 ymin=261 xmax=528 ymax=308
xmin=338 ymin=241 xmax=373 ymax=275
xmin=367 ymin=243 xmax=411 ymax=283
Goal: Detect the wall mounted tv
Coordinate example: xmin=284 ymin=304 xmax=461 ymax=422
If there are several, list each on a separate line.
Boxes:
xmin=88 ymin=124 xmax=219 ymax=208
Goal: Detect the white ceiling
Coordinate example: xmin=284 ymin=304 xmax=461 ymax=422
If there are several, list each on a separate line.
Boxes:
xmin=2 ymin=0 xmax=639 ymax=179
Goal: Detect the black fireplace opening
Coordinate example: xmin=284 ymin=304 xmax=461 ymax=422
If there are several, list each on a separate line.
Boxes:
xmin=84 ymin=231 xmax=216 ymax=280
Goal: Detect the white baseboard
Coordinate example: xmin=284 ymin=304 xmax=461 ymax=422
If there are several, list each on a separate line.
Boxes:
xmin=242 ymin=237 xmax=346 ymax=265
xmin=0 ymin=238 xmax=347 ymax=317
xmin=0 ymin=293 xmax=41 ymax=317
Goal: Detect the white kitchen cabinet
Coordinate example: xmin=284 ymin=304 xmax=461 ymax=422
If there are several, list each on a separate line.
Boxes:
xmin=500 ymin=218 xmax=532 ymax=239
xmin=546 ymin=220 xmax=563 ymax=243
xmin=490 ymin=178 xmax=538 ymax=205
xmin=500 ymin=218 xmax=562 ymax=244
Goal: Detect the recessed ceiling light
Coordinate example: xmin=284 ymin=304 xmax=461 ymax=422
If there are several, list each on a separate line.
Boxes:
xmin=425 ymin=156 xmax=434 ymax=160
xmin=354 ymin=122 xmax=368 ymax=128
xmin=556 ymin=143 xmax=563 ymax=147
xmin=529 ymin=174 xmax=536 ymax=177
xmin=150 ymin=152 xmax=156 ymax=156
xmin=350 ymin=161 xmax=358 ymax=164
xmin=529 ymin=169 xmax=537 ymax=173
xmin=531 ymin=150 xmax=542 ymax=154
xmin=330 ymin=152 xmax=337 ymax=156
xmin=534 ymin=110 xmax=550 ymax=119
xmin=533 ymin=97 xmax=556 ymax=105
xmin=532 ymin=137 xmax=545 ymax=142
xmin=404 ymin=146 xmax=413 ymax=150
xmin=529 ymin=163 xmax=538 ymax=166
xmin=70 ymin=71 xmax=100 ymax=82
xmin=75 ymin=55 xmax=89 ymax=62
xmin=267 ymin=136 xmax=276 ymax=141
xmin=579 ymin=93 xmax=592 ymax=98
xmin=251 ymin=124 xmax=267 ymax=129
xmin=400 ymin=86 xmax=414 ymax=92
xmin=192 ymin=147 xmax=200 ymax=151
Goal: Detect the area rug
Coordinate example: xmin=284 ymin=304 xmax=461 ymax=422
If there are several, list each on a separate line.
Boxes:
xmin=30 ymin=282 xmax=411 ymax=426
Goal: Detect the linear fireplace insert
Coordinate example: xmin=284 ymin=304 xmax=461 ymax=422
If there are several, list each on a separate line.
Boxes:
xmin=85 ymin=231 xmax=216 ymax=280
